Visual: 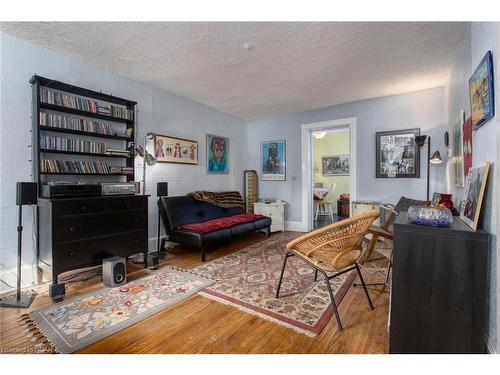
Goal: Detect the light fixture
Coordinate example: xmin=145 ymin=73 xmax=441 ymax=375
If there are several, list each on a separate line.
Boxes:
xmin=414 ymin=135 xmax=442 ymax=202
xmin=134 ymin=132 xmax=157 ymax=195
xmin=312 ymin=131 xmax=327 ymax=140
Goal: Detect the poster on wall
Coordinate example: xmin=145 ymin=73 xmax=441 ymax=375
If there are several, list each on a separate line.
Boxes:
xmin=469 ymin=50 xmax=495 ymax=130
xmin=375 ymin=128 xmax=420 ymax=178
xmin=206 ymin=134 xmax=229 ymax=174
xmin=261 ymin=140 xmax=286 ymax=181
xmin=154 ymin=134 xmax=198 ymax=164
xmin=463 ymin=116 xmax=473 ymax=177
xmin=460 ymin=162 xmax=490 ymax=230
xmin=322 ymin=154 xmax=350 ymax=176
xmin=453 ymin=111 xmax=465 ymax=187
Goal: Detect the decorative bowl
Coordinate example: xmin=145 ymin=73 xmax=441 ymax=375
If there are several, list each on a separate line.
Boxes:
xmin=407 ymin=205 xmax=453 ymax=227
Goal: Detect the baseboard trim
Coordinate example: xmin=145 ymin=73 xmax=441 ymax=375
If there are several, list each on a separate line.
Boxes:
xmin=285 ymin=221 xmax=308 ymax=232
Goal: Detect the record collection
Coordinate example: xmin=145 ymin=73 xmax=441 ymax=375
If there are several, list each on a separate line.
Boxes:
xmin=41 ymin=159 xmax=112 ymax=174
xmin=40 ymin=135 xmax=106 ymax=154
xmin=40 ymin=111 xmax=115 ymax=135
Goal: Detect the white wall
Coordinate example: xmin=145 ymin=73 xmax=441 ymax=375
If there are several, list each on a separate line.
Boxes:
xmin=247 ymin=87 xmax=446 ymax=224
xmin=444 ymin=22 xmax=499 ymax=353
xmin=0 ymin=32 xmax=247 ymax=287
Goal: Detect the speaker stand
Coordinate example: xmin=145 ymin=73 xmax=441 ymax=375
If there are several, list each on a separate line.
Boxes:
xmin=0 ymin=205 xmax=37 ymax=308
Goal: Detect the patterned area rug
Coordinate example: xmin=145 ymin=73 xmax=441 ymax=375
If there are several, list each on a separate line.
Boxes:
xmin=20 ymin=267 xmax=214 ymax=353
xmin=190 ymin=232 xmax=365 ymax=336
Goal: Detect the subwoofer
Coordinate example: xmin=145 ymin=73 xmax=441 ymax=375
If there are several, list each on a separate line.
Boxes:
xmin=102 ymin=257 xmax=127 ymax=287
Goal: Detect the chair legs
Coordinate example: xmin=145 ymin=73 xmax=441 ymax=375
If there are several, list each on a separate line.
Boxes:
xmin=275 ymin=252 xmax=293 ymax=298
xmin=354 ymin=263 xmax=374 ymax=310
xmin=319 ymin=269 xmax=344 ymax=332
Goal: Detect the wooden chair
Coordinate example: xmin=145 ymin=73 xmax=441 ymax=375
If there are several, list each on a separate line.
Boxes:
xmin=275 ymin=211 xmax=380 ymax=331
xmin=314 ymin=182 xmax=336 ymax=221
xmin=361 ymin=196 xmax=428 ymax=287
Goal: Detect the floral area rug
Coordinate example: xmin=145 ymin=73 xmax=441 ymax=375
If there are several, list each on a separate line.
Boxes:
xmin=20 ymin=267 xmax=214 ymax=353
xmin=190 ymin=232 xmax=365 ymax=336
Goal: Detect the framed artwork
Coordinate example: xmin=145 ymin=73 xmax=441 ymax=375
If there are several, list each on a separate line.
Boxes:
xmin=322 ymin=154 xmax=350 ymax=176
xmin=431 ymin=192 xmax=441 ymax=206
xmin=463 ymin=116 xmax=473 ymax=177
xmin=469 ymin=51 xmax=495 ymax=130
xmin=261 ymin=140 xmax=286 ymax=181
xmin=375 ymin=128 xmax=420 ymax=178
xmin=453 ymin=111 xmax=465 ymax=187
xmin=154 ymin=134 xmax=198 ymax=165
xmin=460 ymin=162 xmax=490 ymax=230
xmin=206 ymin=134 xmax=229 ymax=174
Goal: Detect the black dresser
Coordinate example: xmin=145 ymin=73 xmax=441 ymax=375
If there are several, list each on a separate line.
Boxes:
xmin=390 ymin=213 xmax=490 ymax=353
xmin=38 ymin=195 xmax=148 ymax=299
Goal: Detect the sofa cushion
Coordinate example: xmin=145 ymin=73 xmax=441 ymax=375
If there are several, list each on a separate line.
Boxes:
xmin=170 ymin=228 xmax=232 ymax=248
xmin=179 ymin=213 xmax=267 ymax=234
xmin=159 ymin=196 xmax=244 ymax=233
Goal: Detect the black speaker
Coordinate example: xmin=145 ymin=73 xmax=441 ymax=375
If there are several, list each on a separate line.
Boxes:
xmin=16 ymin=182 xmax=37 ymax=206
xmin=157 ymin=182 xmax=168 ymax=197
xmin=102 ymin=257 xmax=127 ymax=287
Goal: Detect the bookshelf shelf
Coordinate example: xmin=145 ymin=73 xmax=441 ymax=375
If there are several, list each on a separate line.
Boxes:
xmin=39 ymin=126 xmax=130 ymax=141
xmin=31 ymin=75 xmax=137 ymax=190
xmin=40 ymin=149 xmax=131 ymax=158
xmin=40 ymin=102 xmax=134 ymax=124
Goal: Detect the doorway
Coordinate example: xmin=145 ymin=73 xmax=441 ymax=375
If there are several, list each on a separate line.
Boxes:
xmin=300 ymin=118 xmax=357 ymax=232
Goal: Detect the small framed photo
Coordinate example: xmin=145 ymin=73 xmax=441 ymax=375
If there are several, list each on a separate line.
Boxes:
xmin=154 ymin=134 xmax=198 ymax=165
xmin=460 ymin=162 xmax=490 ymax=230
xmin=375 ymin=128 xmax=420 ymax=178
xmin=261 ymin=140 xmax=286 ymax=181
xmin=207 ymin=134 xmax=229 ymax=174
xmin=322 ymin=154 xmax=350 ymax=176
xmin=469 ymin=51 xmax=495 ymax=130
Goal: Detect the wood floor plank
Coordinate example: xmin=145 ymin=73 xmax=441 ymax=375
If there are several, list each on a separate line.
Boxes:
xmin=0 ymin=232 xmax=390 ymax=354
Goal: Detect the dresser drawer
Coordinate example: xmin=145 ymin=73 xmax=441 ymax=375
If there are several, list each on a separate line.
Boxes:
xmin=54 ymin=211 xmax=146 ymax=243
xmin=54 ymin=199 xmax=106 ymax=216
xmin=108 ymin=197 xmax=145 ymax=212
xmin=55 ymin=230 xmax=147 ymax=271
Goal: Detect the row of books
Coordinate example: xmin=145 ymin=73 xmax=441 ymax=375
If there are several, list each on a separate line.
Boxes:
xmin=40 ymin=87 xmax=133 ymax=120
xmin=40 ymin=112 xmax=114 ymax=135
xmin=41 ymin=159 xmax=112 ymax=174
xmin=40 ymin=136 xmax=107 ymax=154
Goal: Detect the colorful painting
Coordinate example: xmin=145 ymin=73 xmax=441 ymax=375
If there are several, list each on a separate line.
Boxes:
xmin=453 ymin=111 xmax=465 ymax=187
xmin=463 ymin=116 xmax=473 ymax=177
xmin=460 ymin=162 xmax=490 ymax=230
xmin=322 ymin=154 xmax=350 ymax=176
xmin=154 ymin=134 xmax=198 ymax=164
xmin=375 ymin=128 xmax=420 ymax=178
xmin=469 ymin=51 xmax=495 ymax=130
xmin=261 ymin=140 xmax=286 ymax=181
xmin=207 ymin=134 xmax=229 ymax=174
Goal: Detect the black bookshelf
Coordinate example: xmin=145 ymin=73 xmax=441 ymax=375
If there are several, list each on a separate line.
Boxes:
xmin=31 ymin=75 xmax=137 ymax=191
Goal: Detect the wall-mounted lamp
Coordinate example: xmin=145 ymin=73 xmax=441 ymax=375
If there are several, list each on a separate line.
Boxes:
xmin=415 ymin=135 xmax=443 ymax=202
xmin=312 ymin=131 xmax=327 ymax=140
xmin=135 ymin=132 xmax=157 ymax=195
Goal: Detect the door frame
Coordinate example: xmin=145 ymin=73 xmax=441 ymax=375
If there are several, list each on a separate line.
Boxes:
xmin=300 ymin=117 xmax=357 ymax=231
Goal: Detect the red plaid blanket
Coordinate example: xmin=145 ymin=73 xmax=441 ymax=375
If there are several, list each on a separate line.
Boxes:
xmin=179 ymin=213 xmax=267 ymax=233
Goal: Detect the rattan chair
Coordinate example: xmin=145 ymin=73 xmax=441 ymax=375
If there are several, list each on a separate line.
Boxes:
xmin=275 ymin=211 xmax=380 ymax=331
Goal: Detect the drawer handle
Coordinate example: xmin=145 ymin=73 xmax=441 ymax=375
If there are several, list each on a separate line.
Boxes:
xmin=80 ymin=206 xmax=88 ymax=212
xmin=69 ymin=251 xmax=76 ymax=257
xmin=133 ymin=239 xmax=139 ymax=244
xmin=133 ymin=219 xmax=140 ymax=224
xmin=124 ymin=203 xmax=132 ymax=208
xmin=68 ymin=227 xmax=76 ymax=232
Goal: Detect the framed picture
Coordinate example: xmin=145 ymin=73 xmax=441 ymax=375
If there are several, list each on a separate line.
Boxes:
xmin=453 ymin=111 xmax=465 ymax=187
xmin=154 ymin=134 xmax=198 ymax=165
xmin=469 ymin=51 xmax=495 ymax=130
xmin=375 ymin=128 xmax=420 ymax=178
xmin=463 ymin=116 xmax=473 ymax=177
xmin=206 ymin=134 xmax=229 ymax=174
xmin=431 ymin=192 xmax=441 ymax=206
xmin=322 ymin=154 xmax=350 ymax=176
xmin=261 ymin=140 xmax=286 ymax=181
xmin=460 ymin=162 xmax=490 ymax=230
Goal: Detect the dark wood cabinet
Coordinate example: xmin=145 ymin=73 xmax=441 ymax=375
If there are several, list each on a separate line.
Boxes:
xmin=38 ymin=195 xmax=148 ymax=295
xmin=389 ymin=213 xmax=490 ymax=353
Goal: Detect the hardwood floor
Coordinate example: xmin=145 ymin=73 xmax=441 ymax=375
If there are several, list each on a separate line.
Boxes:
xmin=0 ymin=232 xmax=390 ymax=354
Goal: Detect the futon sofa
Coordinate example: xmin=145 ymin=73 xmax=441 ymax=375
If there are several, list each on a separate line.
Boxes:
xmin=159 ymin=195 xmax=272 ymax=261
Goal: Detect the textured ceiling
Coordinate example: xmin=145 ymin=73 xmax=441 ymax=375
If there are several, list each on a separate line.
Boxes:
xmin=0 ymin=22 xmax=466 ymax=119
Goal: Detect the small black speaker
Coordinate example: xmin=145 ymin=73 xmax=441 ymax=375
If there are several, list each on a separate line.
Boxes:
xmin=157 ymin=182 xmax=168 ymax=197
xmin=49 ymin=283 xmax=66 ymax=302
xmin=102 ymin=257 xmax=127 ymax=287
xmin=16 ymin=182 xmax=37 ymax=206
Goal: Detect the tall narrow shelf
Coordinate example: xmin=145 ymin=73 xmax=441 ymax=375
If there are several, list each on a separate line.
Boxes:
xmin=31 ymin=75 xmax=137 ymax=191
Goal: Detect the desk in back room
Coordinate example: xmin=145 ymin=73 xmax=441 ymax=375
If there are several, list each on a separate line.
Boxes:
xmin=390 ymin=212 xmax=491 ymax=353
